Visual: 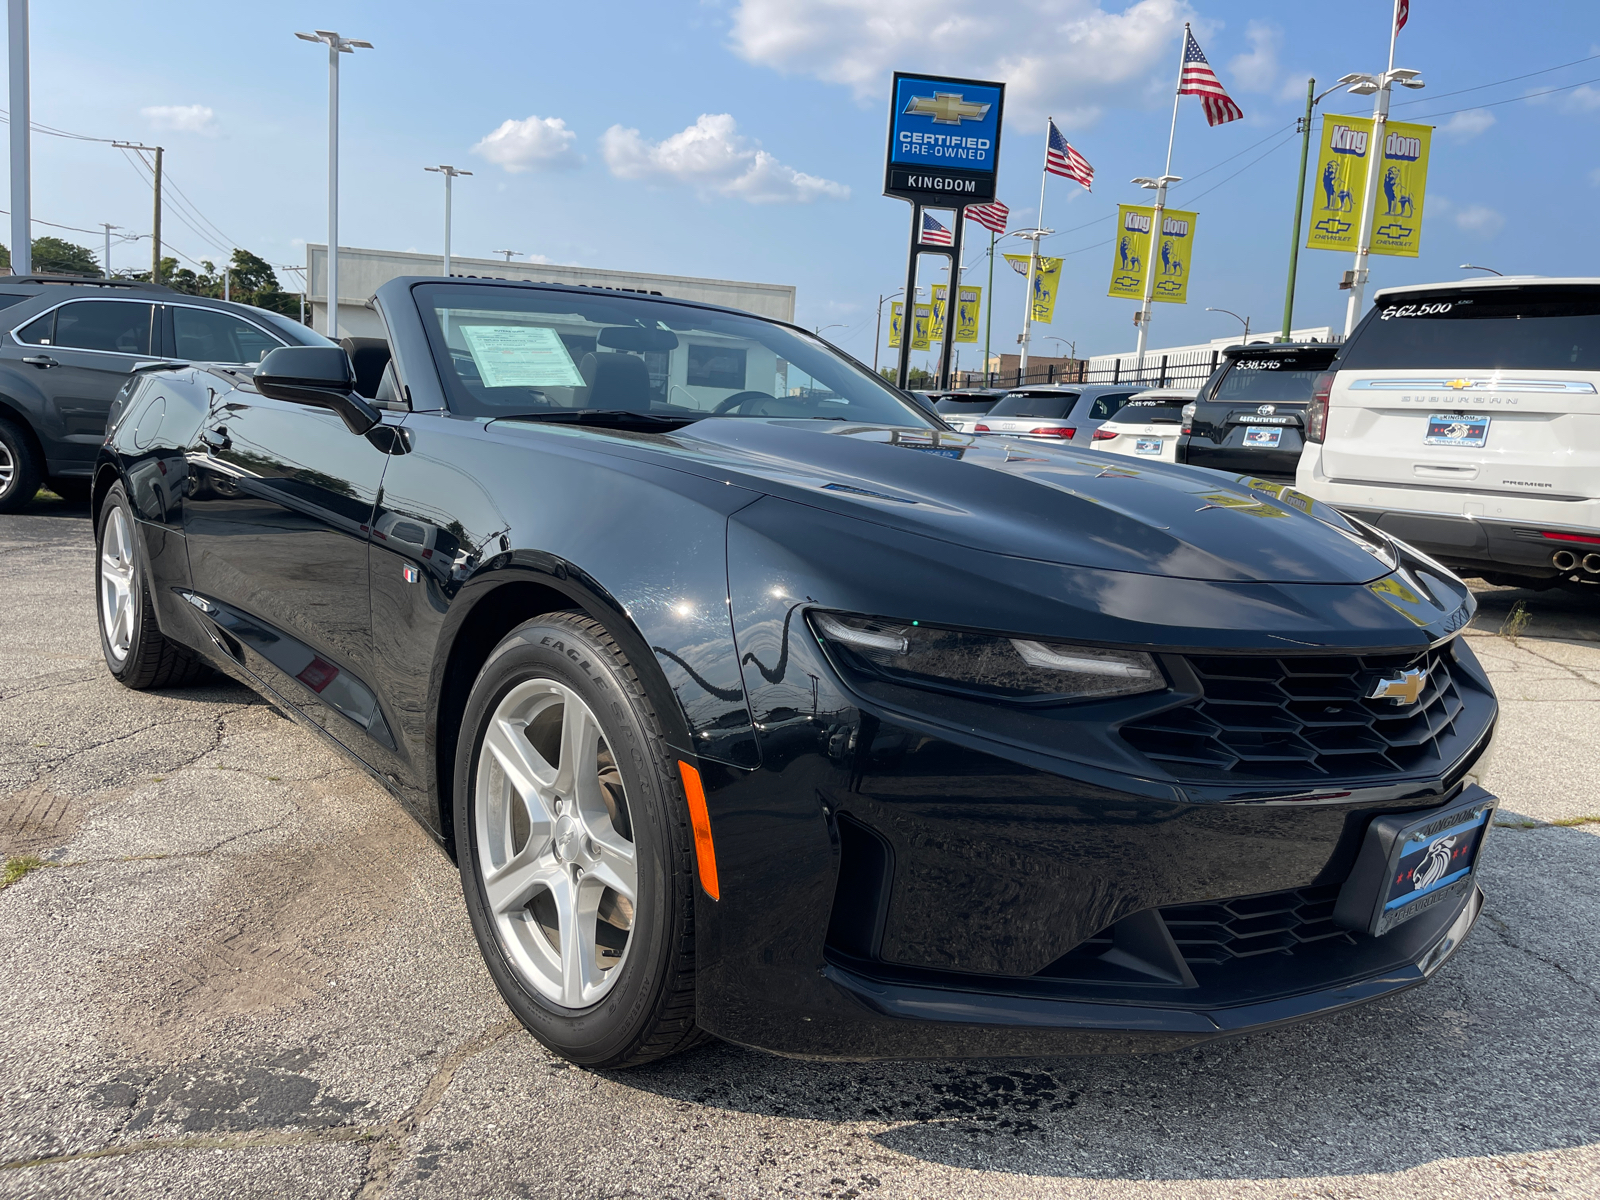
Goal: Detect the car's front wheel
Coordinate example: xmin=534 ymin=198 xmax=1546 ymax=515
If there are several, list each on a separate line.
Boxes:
xmin=455 ymin=612 xmax=704 ymax=1068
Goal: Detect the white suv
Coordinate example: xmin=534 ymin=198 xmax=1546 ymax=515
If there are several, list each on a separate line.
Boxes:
xmin=1297 ymin=277 xmax=1600 ymax=588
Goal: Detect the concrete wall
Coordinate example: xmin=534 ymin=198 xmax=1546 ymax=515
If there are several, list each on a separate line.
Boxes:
xmin=305 ymin=245 xmax=796 ymax=340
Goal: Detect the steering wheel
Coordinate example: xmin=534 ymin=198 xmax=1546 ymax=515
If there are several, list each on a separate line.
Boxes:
xmin=712 ymin=390 xmax=781 ymax=416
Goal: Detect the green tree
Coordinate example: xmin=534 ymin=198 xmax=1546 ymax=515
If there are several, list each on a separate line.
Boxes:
xmin=0 ymin=237 xmax=103 ymax=277
xmin=879 ymin=365 xmax=935 ymax=388
xmin=125 ymin=248 xmax=307 ymax=323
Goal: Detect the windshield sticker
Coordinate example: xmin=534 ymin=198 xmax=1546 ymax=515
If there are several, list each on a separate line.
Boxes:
xmin=459 ymin=324 xmax=585 ymax=389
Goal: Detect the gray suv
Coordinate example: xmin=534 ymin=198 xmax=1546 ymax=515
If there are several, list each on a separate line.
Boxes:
xmin=0 ymin=275 xmax=330 ymax=510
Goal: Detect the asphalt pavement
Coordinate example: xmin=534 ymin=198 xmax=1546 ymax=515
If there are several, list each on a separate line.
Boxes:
xmin=1 ymin=495 xmax=1597 ymax=1200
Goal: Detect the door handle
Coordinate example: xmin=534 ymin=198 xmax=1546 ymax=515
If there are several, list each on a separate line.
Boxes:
xmin=21 ymin=355 xmax=58 ymax=368
xmin=202 ymin=426 xmax=231 ymax=452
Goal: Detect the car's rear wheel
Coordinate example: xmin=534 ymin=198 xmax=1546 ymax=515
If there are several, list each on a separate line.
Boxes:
xmin=96 ymin=483 xmax=211 ymax=689
xmin=0 ymin=417 xmax=42 ymax=514
xmin=455 ymin=612 xmax=704 ymax=1068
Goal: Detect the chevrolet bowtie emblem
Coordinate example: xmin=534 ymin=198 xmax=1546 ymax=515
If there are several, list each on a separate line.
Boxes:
xmin=905 ymin=92 xmax=991 ymax=125
xmin=1369 ymin=667 xmax=1427 ymax=705
xmin=1443 ymin=378 xmax=1473 ymax=390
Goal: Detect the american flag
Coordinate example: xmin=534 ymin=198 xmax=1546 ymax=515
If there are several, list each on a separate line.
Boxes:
xmin=965 ymin=200 xmax=1009 ymax=235
xmin=1179 ymin=27 xmax=1244 ymax=127
xmin=1395 ymin=0 xmax=1409 ymax=32
xmin=920 ymin=212 xmax=953 ymax=245
xmin=1045 ymin=120 xmax=1094 ymax=190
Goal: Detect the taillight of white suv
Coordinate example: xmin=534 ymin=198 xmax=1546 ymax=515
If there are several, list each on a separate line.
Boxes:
xmin=1306 ymin=372 xmax=1335 ymax=443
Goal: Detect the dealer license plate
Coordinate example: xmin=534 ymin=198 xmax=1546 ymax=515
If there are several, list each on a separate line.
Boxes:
xmin=1242 ymin=427 xmax=1283 ymax=449
xmin=1135 ymin=438 xmax=1163 ymax=456
xmin=1425 ymin=414 xmax=1489 ymax=448
xmin=1379 ymin=800 xmax=1493 ymax=934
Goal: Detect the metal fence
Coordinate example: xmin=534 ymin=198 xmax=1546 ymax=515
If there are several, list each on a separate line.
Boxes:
xmin=954 ymin=337 xmax=1343 ymax=392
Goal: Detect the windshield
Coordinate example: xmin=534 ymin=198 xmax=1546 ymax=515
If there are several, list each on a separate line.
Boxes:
xmin=415 ymin=283 xmax=931 ymax=426
xmin=934 ymin=396 xmax=998 ymax=414
xmin=988 ymin=390 xmax=1079 ymax=419
xmin=1211 ymin=351 xmax=1337 ymax=405
xmin=1341 ymin=287 xmax=1600 ymax=370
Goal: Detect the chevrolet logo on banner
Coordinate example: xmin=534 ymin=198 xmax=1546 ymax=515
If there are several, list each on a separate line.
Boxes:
xmin=904 ymin=92 xmax=992 ymax=125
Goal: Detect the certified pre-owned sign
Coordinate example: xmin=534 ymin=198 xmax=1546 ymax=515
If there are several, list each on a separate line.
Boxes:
xmin=884 ymin=72 xmax=1005 ymax=206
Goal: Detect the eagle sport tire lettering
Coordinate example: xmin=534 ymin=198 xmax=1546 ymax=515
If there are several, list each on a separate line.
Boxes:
xmin=455 ymin=612 xmax=704 ymax=1068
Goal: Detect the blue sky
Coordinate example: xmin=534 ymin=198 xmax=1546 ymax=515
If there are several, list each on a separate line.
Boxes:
xmin=13 ymin=0 xmax=1600 ymax=366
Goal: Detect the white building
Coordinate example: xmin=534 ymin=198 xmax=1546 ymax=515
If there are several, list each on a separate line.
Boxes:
xmin=305 ymin=245 xmax=796 ymax=339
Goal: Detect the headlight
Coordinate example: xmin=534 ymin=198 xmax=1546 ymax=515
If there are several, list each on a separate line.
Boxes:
xmin=809 ymin=611 xmax=1165 ymax=703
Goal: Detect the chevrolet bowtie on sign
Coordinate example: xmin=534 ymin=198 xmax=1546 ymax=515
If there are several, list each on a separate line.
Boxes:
xmin=885 ymin=72 xmax=1005 ymax=206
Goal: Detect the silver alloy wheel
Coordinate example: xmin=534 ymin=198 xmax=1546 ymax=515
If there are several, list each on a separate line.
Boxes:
xmin=475 ymin=678 xmax=638 ymax=1008
xmin=99 ymin=505 xmax=136 ymax=664
xmin=0 ymin=440 xmax=13 ymax=493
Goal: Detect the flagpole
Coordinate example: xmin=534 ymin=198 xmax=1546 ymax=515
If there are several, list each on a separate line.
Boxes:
xmin=983 ymin=227 xmax=996 ymax=385
xmin=1133 ymin=27 xmax=1188 ymax=381
xmin=1019 ymin=117 xmax=1051 ymax=382
xmin=1343 ymin=0 xmax=1404 ymax=335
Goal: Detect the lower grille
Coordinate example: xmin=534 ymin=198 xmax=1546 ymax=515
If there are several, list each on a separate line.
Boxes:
xmin=1041 ymin=884 xmax=1355 ymax=976
xmin=1120 ymin=643 xmax=1475 ymax=784
xmin=1160 ymin=884 xmax=1354 ymax=965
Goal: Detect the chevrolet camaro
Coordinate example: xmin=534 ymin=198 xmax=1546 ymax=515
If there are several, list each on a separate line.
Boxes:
xmin=92 ymin=277 xmax=1498 ymax=1067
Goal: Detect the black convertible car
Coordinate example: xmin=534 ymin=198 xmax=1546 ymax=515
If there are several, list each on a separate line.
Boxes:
xmin=93 ymin=277 xmax=1498 ymax=1067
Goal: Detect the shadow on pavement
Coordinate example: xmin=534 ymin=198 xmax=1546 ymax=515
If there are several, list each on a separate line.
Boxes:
xmin=609 ymin=820 xmax=1600 ymax=1182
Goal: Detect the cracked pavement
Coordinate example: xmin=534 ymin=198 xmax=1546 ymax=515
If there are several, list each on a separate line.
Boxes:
xmin=1 ymin=498 xmax=1597 ymax=1200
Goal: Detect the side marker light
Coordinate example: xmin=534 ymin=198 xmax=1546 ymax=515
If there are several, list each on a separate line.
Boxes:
xmin=677 ymin=760 xmax=720 ymax=900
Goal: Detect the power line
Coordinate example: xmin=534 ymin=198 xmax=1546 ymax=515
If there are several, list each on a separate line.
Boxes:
xmin=1391 ymin=51 xmax=1600 ymax=108
xmin=1410 ymin=73 xmax=1600 ymax=120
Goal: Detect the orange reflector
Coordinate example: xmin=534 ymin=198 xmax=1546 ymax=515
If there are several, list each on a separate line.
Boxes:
xmin=677 ymin=760 xmax=720 ymax=901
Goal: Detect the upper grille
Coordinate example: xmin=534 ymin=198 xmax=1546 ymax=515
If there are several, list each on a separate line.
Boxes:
xmin=1120 ymin=644 xmax=1473 ymax=784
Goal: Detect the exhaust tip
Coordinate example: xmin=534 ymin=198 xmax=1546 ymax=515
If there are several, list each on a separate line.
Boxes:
xmin=1552 ymin=550 xmax=1579 ymax=571
xmin=1584 ymin=553 xmax=1600 ymax=575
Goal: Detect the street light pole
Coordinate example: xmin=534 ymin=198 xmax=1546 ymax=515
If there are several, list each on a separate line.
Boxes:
xmin=495 ymin=249 xmax=520 ymax=263
xmin=1340 ymin=0 xmax=1424 ymax=335
xmin=1460 ymin=263 xmax=1503 ymax=276
xmin=1206 ymin=306 xmax=1250 ymax=343
xmin=425 ymin=165 xmax=471 ymax=277
xmin=873 ymin=289 xmax=904 ymax=374
xmin=1281 ymin=79 xmax=1343 ymax=340
xmin=297 ymin=29 xmax=373 ymax=339
xmin=8 ymin=0 xmax=30 ymax=277
xmin=99 ymin=223 xmax=119 ymax=279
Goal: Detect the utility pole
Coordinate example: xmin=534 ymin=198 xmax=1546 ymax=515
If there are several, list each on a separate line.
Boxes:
xmin=425 ymin=165 xmax=472 ymax=277
xmin=8 ymin=0 xmax=30 ymax=277
xmin=1282 ymin=79 xmax=1316 ymax=340
xmin=99 ymin=224 xmax=119 ymax=279
xmin=114 ymin=142 xmax=165 ymax=282
xmin=297 ymin=30 xmax=373 ymax=339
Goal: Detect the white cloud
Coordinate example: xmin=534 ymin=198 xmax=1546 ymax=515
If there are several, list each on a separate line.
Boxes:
xmin=1227 ymin=22 xmax=1280 ymax=93
xmin=601 ymin=113 xmax=848 ymax=204
xmin=141 ymin=104 xmax=216 ymax=135
xmin=1565 ymin=84 xmax=1600 ymax=113
xmin=1453 ymin=204 xmax=1505 ymax=237
xmin=728 ymin=0 xmax=1191 ymax=125
xmin=1440 ymin=109 xmax=1495 ymax=141
xmin=472 ymin=115 xmax=582 ymax=172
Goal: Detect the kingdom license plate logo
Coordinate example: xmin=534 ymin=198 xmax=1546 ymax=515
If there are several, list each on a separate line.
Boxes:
xmin=1424 ymin=414 xmax=1489 ymax=447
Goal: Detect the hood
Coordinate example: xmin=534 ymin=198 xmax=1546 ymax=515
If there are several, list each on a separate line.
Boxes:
xmin=502 ymin=418 xmax=1396 ymax=584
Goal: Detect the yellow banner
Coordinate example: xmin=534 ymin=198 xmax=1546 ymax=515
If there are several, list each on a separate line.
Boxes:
xmin=929 ymin=285 xmax=983 ymax=344
xmin=888 ymin=301 xmax=904 ymax=349
xmin=1307 ymin=116 xmax=1430 ymax=257
xmin=1108 ymin=205 xmax=1197 ymax=304
xmin=955 ymin=284 xmax=981 ymax=343
xmin=911 ymin=302 xmax=932 ymax=350
xmin=1004 ymin=253 xmax=1063 ymax=323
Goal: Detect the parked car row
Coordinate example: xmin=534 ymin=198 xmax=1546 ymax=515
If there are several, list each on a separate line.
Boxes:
xmin=932 ymin=275 xmax=1598 ymax=593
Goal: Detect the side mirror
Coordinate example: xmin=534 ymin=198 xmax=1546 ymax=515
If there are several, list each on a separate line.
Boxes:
xmin=253 ymin=346 xmax=381 ymax=435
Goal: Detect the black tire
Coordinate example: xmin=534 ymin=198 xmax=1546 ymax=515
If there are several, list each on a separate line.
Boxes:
xmin=0 ymin=416 xmax=42 ymax=514
xmin=96 ymin=483 xmax=212 ymax=690
xmin=454 ymin=611 xmax=705 ymax=1068
xmin=48 ymin=476 xmax=92 ymax=504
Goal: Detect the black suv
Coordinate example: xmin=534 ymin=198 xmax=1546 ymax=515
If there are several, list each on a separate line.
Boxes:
xmin=0 ymin=275 xmax=329 ymax=510
xmin=1181 ymin=342 xmax=1340 ymax=482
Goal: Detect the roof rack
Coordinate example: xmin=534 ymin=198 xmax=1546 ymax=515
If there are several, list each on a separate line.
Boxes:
xmin=0 ymin=274 xmax=174 ymax=292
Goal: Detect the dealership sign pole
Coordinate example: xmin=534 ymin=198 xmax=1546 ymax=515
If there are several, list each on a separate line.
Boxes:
xmin=884 ymin=72 xmax=1004 ymax=391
